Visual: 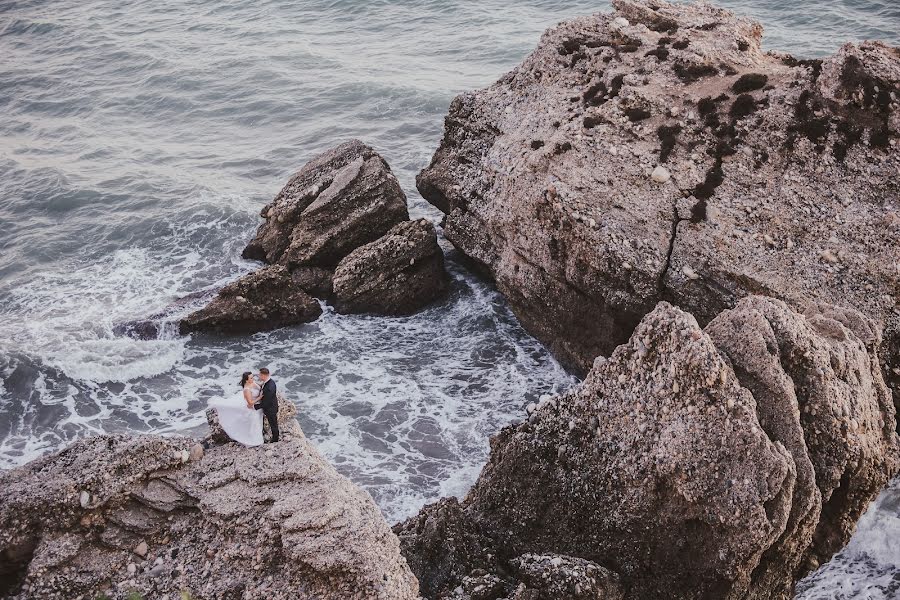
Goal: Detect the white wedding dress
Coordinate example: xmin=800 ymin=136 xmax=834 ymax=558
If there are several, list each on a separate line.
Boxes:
xmin=209 ymin=383 xmax=264 ymax=446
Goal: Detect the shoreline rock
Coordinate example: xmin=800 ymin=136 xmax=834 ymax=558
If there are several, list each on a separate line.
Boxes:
xmin=180 ymin=265 xmax=322 ymax=335
xmin=416 ymin=0 xmax=899 ymax=404
xmin=396 ymin=296 xmax=899 ymax=599
xmin=333 ymin=219 xmax=450 ymax=315
xmin=178 ymin=140 xmax=451 ymax=336
xmin=0 ymin=400 xmax=419 ymax=600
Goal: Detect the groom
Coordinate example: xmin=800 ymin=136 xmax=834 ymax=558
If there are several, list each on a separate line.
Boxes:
xmin=254 ymin=367 xmax=279 ymax=443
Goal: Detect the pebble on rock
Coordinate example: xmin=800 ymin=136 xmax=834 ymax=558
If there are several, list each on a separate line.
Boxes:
xmin=651 ymin=166 xmax=671 ymax=183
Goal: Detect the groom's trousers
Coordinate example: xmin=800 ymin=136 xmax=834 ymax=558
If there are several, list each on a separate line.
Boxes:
xmin=262 ymin=404 xmax=280 ymax=442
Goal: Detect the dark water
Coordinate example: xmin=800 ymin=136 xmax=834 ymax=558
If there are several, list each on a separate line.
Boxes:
xmin=1 ymin=0 xmax=898 ymax=596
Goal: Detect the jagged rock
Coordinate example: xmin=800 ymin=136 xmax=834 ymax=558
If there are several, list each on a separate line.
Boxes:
xmin=114 ymin=289 xmax=216 ymax=340
xmin=243 ymin=140 xmax=410 ymax=269
xmin=291 ymin=266 xmax=335 ymax=299
xmin=394 ymin=498 xmax=495 ymax=599
xmin=509 ymin=554 xmax=624 ymax=600
xmin=332 ymin=219 xmax=450 ymax=315
xmin=416 ymin=0 xmax=900 ymax=405
xmin=180 ymin=265 xmax=322 ymax=335
xmin=397 ymin=297 xmax=898 ymax=599
xmin=0 ymin=413 xmax=418 ymax=599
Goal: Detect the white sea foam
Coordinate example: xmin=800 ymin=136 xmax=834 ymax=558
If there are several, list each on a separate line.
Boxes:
xmin=797 ymin=479 xmax=900 ymax=599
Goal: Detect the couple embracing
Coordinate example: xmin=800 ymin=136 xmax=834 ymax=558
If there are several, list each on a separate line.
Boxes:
xmin=209 ymin=367 xmax=280 ymax=446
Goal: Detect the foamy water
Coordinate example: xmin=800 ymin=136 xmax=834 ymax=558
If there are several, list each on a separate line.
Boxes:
xmin=1 ymin=0 xmax=898 ymax=593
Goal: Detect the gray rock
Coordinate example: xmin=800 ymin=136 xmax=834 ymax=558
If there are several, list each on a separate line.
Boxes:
xmin=0 ymin=404 xmax=418 ymax=600
xmin=333 ymin=219 xmax=450 ymax=315
xmin=179 ymin=265 xmax=322 ymax=335
xmin=244 ymin=140 xmax=410 ymax=269
xmin=397 ymin=297 xmax=898 ymax=599
xmin=416 ymin=0 xmax=900 ymax=407
xmin=511 ymin=554 xmax=623 ymax=600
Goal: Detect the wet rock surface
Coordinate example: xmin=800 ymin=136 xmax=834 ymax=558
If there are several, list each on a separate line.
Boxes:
xmin=179 ymin=140 xmax=449 ymax=335
xmin=243 ymin=139 xmax=410 ymax=269
xmin=396 ymin=297 xmax=898 ymax=599
xmin=180 ymin=265 xmax=322 ymax=335
xmin=0 ymin=401 xmax=418 ymax=600
xmin=417 ymin=0 xmax=900 ymax=402
xmin=333 ymin=219 xmax=450 ymax=315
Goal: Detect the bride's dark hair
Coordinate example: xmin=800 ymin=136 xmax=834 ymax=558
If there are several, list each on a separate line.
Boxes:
xmin=239 ymin=371 xmax=252 ymax=388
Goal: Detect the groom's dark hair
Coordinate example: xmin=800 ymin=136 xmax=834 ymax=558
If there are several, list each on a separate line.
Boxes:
xmin=259 ymin=367 xmax=270 ymax=375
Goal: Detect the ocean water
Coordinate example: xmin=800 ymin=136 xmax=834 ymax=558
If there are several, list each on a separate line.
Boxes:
xmin=1 ymin=0 xmax=898 ymax=596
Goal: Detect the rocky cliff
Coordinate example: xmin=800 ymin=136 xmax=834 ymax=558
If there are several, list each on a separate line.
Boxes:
xmin=396 ymin=297 xmax=899 ymax=599
xmin=0 ymin=398 xmax=419 ymax=600
xmin=417 ymin=0 xmax=900 ymax=406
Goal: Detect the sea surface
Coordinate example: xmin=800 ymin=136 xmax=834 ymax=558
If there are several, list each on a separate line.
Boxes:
xmin=1 ymin=0 xmax=898 ymax=597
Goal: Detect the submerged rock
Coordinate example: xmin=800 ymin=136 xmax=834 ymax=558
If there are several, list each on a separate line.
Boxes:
xmin=396 ymin=297 xmax=898 ymax=599
xmin=333 ymin=219 xmax=450 ymax=315
xmin=417 ymin=0 xmax=900 ymax=404
xmin=179 ymin=265 xmax=321 ymax=335
xmin=243 ymin=139 xmax=410 ymax=269
xmin=0 ymin=404 xmax=419 ymax=599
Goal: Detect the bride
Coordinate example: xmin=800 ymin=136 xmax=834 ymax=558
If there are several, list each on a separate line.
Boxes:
xmin=208 ymin=371 xmax=264 ymax=446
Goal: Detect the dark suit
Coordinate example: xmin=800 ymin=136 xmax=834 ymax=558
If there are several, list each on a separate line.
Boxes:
xmin=255 ymin=378 xmax=279 ymax=442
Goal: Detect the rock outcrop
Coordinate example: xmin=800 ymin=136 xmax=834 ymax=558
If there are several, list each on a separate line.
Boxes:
xmin=417 ymin=0 xmax=900 ymax=402
xmin=333 ymin=219 xmax=450 ymax=315
xmin=180 ymin=265 xmax=322 ymax=335
xmin=176 ymin=140 xmax=449 ymax=336
xmin=243 ymin=140 xmax=411 ymax=269
xmin=395 ymin=297 xmax=898 ymax=599
xmin=0 ymin=400 xmax=419 ymax=600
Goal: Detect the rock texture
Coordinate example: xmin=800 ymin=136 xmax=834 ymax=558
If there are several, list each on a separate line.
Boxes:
xmin=177 ymin=140 xmax=449 ymax=335
xmin=243 ymin=139 xmax=410 ymax=269
xmin=396 ymin=297 xmax=898 ymax=599
xmin=417 ymin=0 xmax=900 ymax=402
xmin=333 ymin=219 xmax=450 ymax=315
xmin=180 ymin=265 xmax=321 ymax=335
xmin=0 ymin=401 xmax=418 ymax=600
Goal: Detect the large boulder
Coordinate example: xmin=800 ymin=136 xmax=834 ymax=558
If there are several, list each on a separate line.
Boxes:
xmin=332 ymin=219 xmax=450 ymax=315
xmin=0 ymin=418 xmax=419 ymax=599
xmin=396 ymin=297 xmax=898 ymax=599
xmin=416 ymin=0 xmax=900 ymax=402
xmin=243 ymin=140 xmax=410 ymax=269
xmin=180 ymin=265 xmax=322 ymax=335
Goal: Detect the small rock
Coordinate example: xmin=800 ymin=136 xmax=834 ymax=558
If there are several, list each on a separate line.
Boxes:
xmin=682 ymin=265 xmax=700 ymax=280
xmin=79 ymin=490 xmax=90 ymax=509
xmin=820 ymin=249 xmax=839 ymax=264
xmin=651 ymin=166 xmax=671 ymax=183
xmin=189 ymin=444 xmax=204 ymax=462
xmin=126 ymin=563 xmax=137 ymax=575
xmin=134 ymin=541 xmax=148 ymax=558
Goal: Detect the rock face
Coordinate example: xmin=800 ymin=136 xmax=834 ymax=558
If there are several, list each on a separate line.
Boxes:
xmin=333 ymin=219 xmax=450 ymax=315
xmin=180 ymin=265 xmax=322 ymax=335
xmin=177 ymin=140 xmax=449 ymax=336
xmin=243 ymin=139 xmax=410 ymax=269
xmin=395 ymin=297 xmax=898 ymax=599
xmin=0 ymin=402 xmax=419 ymax=599
xmin=417 ymin=0 xmax=900 ymax=401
